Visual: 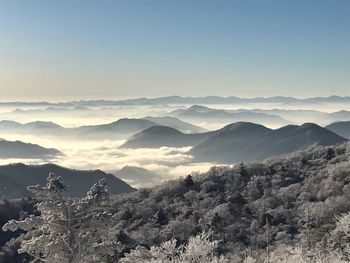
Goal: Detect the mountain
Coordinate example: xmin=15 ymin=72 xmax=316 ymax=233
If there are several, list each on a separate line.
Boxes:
xmin=323 ymin=110 xmax=350 ymax=124
xmin=232 ymin=109 xmax=350 ymax=126
xmin=113 ymin=166 xmax=163 ymax=188
xmin=74 ymin=118 xmax=157 ymax=139
xmin=119 ymin=95 xmax=350 ymax=105
xmin=172 ymin=105 xmax=291 ymax=127
xmin=1 ymin=96 xmax=350 ymax=107
xmin=0 ymin=163 xmax=134 ymax=199
xmin=246 ymin=123 xmax=347 ymax=161
xmin=121 ymin=126 xmax=213 ymax=148
xmin=326 ymin=121 xmax=350 ymax=139
xmin=0 ymin=119 xmax=157 ymax=140
xmin=142 ymin=116 xmax=207 ymax=133
xmin=189 ymin=122 xmax=272 ymax=163
xmin=0 ymin=118 xmax=206 ymax=139
xmin=0 ymin=120 xmax=66 ymax=136
xmin=190 ymin=122 xmax=347 ymax=163
xmin=0 ymin=139 xmax=61 ymax=159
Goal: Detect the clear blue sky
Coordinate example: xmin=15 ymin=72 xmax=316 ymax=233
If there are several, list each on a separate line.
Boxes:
xmin=0 ymin=0 xmax=349 ymax=101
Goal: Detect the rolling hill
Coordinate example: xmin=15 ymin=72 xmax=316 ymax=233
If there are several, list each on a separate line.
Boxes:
xmin=0 ymin=139 xmax=61 ymax=159
xmin=171 ymin=105 xmax=291 ymax=127
xmin=74 ymin=118 xmax=157 ymax=138
xmin=121 ymin=126 xmax=213 ymax=148
xmin=190 ymin=122 xmax=347 ymax=163
xmin=326 ymin=121 xmax=350 ymax=139
xmin=0 ymin=117 xmax=206 ymax=139
xmin=0 ymin=163 xmax=134 ymax=199
xmin=142 ymin=116 xmax=207 ymax=133
xmin=0 ymin=120 xmax=66 ymax=136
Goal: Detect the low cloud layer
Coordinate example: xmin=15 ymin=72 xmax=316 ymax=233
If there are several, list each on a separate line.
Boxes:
xmin=0 ymin=134 xmax=218 ymax=187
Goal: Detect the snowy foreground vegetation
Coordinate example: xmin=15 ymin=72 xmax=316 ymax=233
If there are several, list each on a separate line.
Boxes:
xmin=2 ymin=142 xmax=350 ymax=262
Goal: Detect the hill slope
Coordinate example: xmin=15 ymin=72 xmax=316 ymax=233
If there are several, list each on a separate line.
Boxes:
xmin=0 ymin=139 xmax=61 ymax=159
xmin=0 ymin=118 xmax=206 ymax=139
xmin=121 ymin=126 xmax=212 ymax=148
xmin=74 ymin=118 xmax=157 ymax=139
xmin=190 ymin=123 xmax=347 ymax=163
xmin=0 ymin=163 xmax=134 ymax=198
xmin=110 ymin=142 xmax=350 ymax=258
xmin=142 ymin=116 xmax=207 ymax=133
xmin=189 ymin=122 xmax=271 ymax=163
xmin=172 ymin=105 xmax=291 ymax=127
xmin=326 ymin=121 xmax=350 ymax=139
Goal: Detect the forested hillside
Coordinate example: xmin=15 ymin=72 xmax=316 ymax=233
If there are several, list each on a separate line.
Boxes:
xmin=109 ymin=142 xmax=350 ymax=260
xmin=1 ymin=142 xmax=350 ymax=262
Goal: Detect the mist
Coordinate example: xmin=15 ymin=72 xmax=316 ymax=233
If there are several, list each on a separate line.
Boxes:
xmin=0 ymin=98 xmax=350 ymax=188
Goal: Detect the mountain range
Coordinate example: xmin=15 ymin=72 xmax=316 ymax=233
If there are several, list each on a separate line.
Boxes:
xmin=0 ymin=163 xmax=134 ymax=199
xmin=0 ymin=117 xmax=205 ymax=139
xmin=170 ymin=105 xmax=291 ymax=127
xmin=190 ymin=122 xmax=347 ymax=163
xmin=123 ymin=122 xmax=348 ymax=163
xmin=169 ymin=105 xmax=350 ymax=126
xmin=1 ymin=95 xmax=350 ymax=107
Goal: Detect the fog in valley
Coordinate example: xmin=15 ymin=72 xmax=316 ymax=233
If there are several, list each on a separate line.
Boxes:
xmin=1 ymin=97 xmax=350 ymax=188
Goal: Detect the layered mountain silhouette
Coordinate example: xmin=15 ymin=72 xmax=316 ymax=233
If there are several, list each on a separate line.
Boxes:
xmin=3 ymin=96 xmax=349 ymax=107
xmin=171 ymin=105 xmax=291 ymax=127
xmin=0 ymin=120 xmax=66 ymax=136
xmin=122 ymin=121 xmax=347 ymax=163
xmin=0 ymin=139 xmax=61 ymax=159
xmin=74 ymin=118 xmax=156 ymax=138
xmin=326 ymin=121 xmax=350 ymax=139
xmin=121 ymin=126 xmax=213 ymax=148
xmin=0 ymin=117 xmax=205 ymax=139
xmin=0 ymin=163 xmax=134 ymax=199
xmin=190 ymin=122 xmax=347 ymax=163
xmin=142 ymin=116 xmax=207 ymax=133
xmin=326 ymin=110 xmax=350 ymax=121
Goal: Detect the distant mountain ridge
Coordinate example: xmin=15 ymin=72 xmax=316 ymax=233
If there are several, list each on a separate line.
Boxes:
xmin=0 ymin=163 xmax=134 ymax=199
xmin=1 ymin=95 xmax=350 ymax=107
xmin=171 ymin=105 xmax=291 ymax=127
xmin=169 ymin=105 xmax=350 ymax=126
xmin=0 ymin=120 xmax=66 ymax=136
xmin=0 ymin=117 xmax=205 ymax=139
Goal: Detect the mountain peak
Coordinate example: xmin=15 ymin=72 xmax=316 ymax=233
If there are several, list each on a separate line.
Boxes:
xmin=140 ymin=125 xmax=184 ymax=135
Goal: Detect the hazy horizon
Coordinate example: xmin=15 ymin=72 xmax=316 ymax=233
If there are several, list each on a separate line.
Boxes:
xmin=1 ymin=94 xmax=350 ymax=103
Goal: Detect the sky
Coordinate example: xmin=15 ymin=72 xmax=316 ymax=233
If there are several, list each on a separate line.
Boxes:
xmin=0 ymin=0 xmax=349 ymax=101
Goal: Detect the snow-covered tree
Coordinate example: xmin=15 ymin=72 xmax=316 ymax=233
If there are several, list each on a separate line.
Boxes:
xmin=121 ymin=231 xmax=228 ymax=263
xmin=2 ymin=173 xmax=119 ymax=263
